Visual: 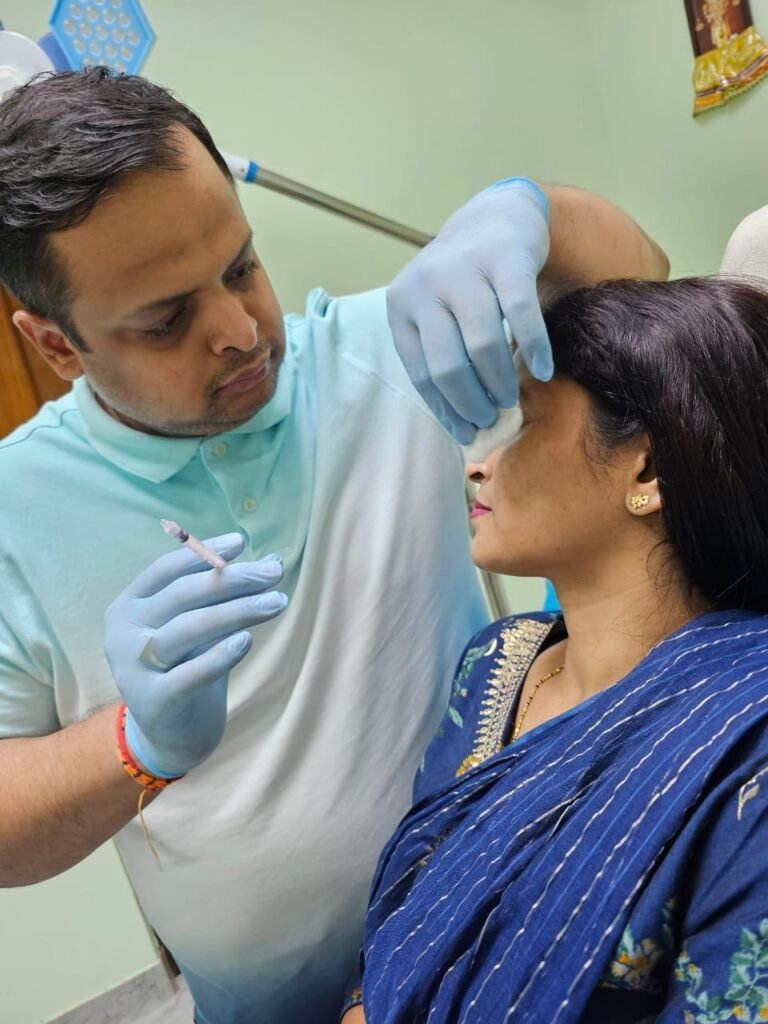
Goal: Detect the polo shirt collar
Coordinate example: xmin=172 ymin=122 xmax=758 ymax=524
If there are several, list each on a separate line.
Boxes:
xmin=73 ymin=364 xmax=293 ymax=483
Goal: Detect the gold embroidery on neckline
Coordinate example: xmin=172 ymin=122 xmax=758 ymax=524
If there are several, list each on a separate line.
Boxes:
xmin=456 ymin=618 xmax=556 ymax=777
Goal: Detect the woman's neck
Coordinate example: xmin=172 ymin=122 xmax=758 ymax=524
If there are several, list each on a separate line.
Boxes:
xmin=549 ymin=561 xmax=708 ymax=702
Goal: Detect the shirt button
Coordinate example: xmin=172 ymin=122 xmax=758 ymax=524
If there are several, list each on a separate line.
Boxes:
xmin=212 ymin=442 xmax=228 ymax=457
xmin=242 ymin=497 xmax=258 ymax=513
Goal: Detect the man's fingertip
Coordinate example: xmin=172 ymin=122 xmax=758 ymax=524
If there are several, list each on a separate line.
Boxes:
xmin=229 ymin=631 xmax=253 ymax=655
xmin=452 ymin=421 xmax=477 ymax=445
xmin=531 ymin=354 xmax=554 ymax=381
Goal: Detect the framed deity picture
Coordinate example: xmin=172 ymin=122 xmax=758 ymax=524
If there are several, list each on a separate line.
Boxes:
xmin=684 ymin=0 xmax=768 ymax=113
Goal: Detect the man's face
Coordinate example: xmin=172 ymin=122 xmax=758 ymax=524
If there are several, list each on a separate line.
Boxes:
xmin=49 ymin=130 xmax=286 ymax=437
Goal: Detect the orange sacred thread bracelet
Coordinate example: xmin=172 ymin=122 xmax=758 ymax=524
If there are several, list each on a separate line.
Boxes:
xmin=115 ymin=703 xmax=185 ymax=867
xmin=115 ymin=703 xmax=184 ymax=791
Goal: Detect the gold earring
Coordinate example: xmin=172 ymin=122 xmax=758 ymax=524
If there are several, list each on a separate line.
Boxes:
xmin=630 ymin=494 xmax=650 ymax=511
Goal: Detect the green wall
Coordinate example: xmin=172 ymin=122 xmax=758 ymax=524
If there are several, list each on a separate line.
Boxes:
xmin=585 ymin=0 xmax=768 ymax=278
xmin=0 ymin=843 xmax=158 ymax=1023
xmin=1 ymin=1 xmax=766 ymax=1019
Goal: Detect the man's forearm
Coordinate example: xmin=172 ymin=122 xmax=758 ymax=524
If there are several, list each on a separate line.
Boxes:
xmin=0 ymin=703 xmax=158 ymax=886
xmin=540 ymin=184 xmax=670 ymax=296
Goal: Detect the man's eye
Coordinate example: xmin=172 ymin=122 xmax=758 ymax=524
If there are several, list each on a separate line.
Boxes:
xmin=144 ymin=308 xmax=186 ymax=337
xmin=229 ymin=260 xmax=258 ymax=284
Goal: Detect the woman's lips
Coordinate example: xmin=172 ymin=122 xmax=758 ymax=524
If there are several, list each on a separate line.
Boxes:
xmin=470 ymin=500 xmax=491 ymax=520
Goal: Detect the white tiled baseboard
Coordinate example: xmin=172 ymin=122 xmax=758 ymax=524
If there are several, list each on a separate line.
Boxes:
xmin=45 ymin=964 xmax=194 ymax=1024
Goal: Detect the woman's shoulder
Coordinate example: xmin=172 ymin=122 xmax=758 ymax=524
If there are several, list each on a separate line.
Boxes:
xmin=413 ymin=612 xmax=562 ymax=799
xmin=451 ymin=612 xmax=563 ymax=710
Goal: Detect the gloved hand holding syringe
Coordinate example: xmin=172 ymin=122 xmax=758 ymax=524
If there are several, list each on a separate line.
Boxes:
xmin=104 ymin=525 xmax=288 ymax=780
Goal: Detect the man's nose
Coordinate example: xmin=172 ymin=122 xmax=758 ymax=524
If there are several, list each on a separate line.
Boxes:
xmin=208 ymin=297 xmax=258 ymax=354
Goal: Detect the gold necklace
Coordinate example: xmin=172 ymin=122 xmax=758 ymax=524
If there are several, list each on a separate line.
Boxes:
xmin=511 ymin=664 xmax=565 ymax=742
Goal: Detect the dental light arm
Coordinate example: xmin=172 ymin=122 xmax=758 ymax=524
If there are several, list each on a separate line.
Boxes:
xmin=220 ymin=151 xmax=431 ymax=248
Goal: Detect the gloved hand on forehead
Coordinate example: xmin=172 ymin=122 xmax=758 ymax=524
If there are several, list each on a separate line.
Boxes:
xmin=104 ymin=534 xmax=288 ymax=779
xmin=386 ymin=178 xmax=552 ymax=444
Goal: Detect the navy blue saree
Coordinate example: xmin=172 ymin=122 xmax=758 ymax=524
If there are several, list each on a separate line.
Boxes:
xmin=360 ymin=611 xmax=768 ymax=1023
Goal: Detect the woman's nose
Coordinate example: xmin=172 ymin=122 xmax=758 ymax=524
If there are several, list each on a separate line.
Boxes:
xmin=464 ymin=446 xmax=502 ymax=484
xmin=465 ymin=460 xmax=487 ymax=484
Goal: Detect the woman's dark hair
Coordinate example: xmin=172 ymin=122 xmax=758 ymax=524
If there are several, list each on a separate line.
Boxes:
xmin=0 ymin=68 xmax=233 ymax=349
xmin=545 ymin=276 xmax=768 ymax=613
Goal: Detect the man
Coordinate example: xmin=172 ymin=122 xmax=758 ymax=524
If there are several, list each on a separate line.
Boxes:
xmin=0 ymin=69 xmax=668 ymax=1022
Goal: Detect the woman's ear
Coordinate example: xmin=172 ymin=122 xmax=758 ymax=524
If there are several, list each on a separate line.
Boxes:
xmin=13 ymin=310 xmax=85 ymax=382
xmin=623 ymin=437 xmax=661 ymax=517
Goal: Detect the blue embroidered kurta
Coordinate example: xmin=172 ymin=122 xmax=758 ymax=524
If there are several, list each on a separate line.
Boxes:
xmin=360 ymin=611 xmax=768 ymax=1024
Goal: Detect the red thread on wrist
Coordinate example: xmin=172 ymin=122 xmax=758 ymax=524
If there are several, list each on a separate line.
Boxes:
xmin=115 ymin=703 xmax=185 ymax=791
xmin=115 ymin=703 xmax=185 ymax=870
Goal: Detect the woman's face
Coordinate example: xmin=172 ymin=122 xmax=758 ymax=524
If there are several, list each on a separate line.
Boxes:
xmin=467 ymin=367 xmax=638 ymax=580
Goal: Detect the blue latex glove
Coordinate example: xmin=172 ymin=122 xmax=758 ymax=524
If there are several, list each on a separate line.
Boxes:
xmin=386 ymin=178 xmax=553 ymax=443
xmin=104 ymin=533 xmax=287 ymax=778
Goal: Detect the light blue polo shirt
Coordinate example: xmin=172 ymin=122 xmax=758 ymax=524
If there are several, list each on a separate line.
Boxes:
xmin=0 ymin=288 xmax=488 ymax=1024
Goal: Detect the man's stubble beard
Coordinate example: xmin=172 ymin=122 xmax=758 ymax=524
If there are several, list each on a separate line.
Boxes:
xmin=90 ymin=340 xmax=284 ymax=438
